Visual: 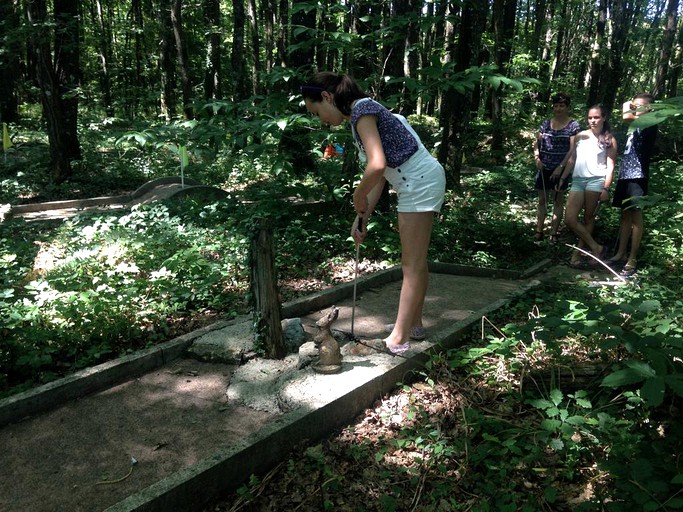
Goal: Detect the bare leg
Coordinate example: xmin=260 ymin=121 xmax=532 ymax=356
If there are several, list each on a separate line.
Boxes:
xmin=385 ymin=212 xmax=434 ymax=348
xmin=536 ymin=190 xmax=547 ymax=235
xmin=610 ymin=210 xmax=632 ymax=262
xmin=627 ymin=209 xmax=644 ymax=263
xmin=550 ymin=189 xmax=565 ymax=236
xmin=565 ymin=191 xmax=603 ymax=256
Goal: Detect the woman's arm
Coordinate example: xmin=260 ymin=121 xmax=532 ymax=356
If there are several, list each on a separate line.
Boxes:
xmin=604 ymin=137 xmax=618 ymax=189
xmin=353 ymin=115 xmax=387 ymax=216
xmin=599 ymin=136 xmax=618 ymax=203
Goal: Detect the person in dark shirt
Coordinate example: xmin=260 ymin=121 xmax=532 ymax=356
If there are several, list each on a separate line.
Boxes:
xmin=609 ymin=93 xmax=658 ymax=276
xmin=532 ymin=93 xmax=580 ymax=243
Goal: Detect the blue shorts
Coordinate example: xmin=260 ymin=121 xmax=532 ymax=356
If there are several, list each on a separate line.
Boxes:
xmin=570 ymin=176 xmax=605 ymax=193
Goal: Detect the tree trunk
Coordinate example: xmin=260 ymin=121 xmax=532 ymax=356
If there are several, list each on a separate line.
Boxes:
xmin=54 ymin=0 xmax=81 ymax=162
xmin=127 ymin=0 xmax=146 ymax=117
xmin=158 ymin=0 xmax=176 ymax=121
xmin=551 ymin=0 xmax=569 ymax=81
xmin=94 ymin=0 xmax=113 ymax=116
xmin=288 ymin=0 xmax=316 ymax=69
xmin=276 ymin=0 xmax=288 ymax=68
xmin=490 ymin=0 xmax=517 ymax=162
xmin=0 ymin=0 xmax=21 ymax=124
xmin=438 ymin=0 xmax=488 ymax=191
xmin=203 ymin=0 xmax=222 ymax=101
xmin=171 ymin=0 xmax=193 ymax=119
xmin=667 ymin=16 xmax=683 ymax=97
xmin=231 ymin=0 xmax=248 ymax=100
xmin=586 ymin=0 xmax=607 ymax=106
xmin=262 ymin=0 xmax=275 ymax=74
xmin=653 ymin=0 xmax=679 ymax=99
xmin=247 ymin=0 xmax=260 ymax=96
xmin=26 ymin=0 xmax=80 ymax=183
xmin=402 ymin=0 xmax=420 ymax=114
xmin=250 ymin=220 xmax=286 ymax=360
xmin=537 ymin=0 xmax=554 ymax=107
xmin=598 ymin=0 xmax=637 ymax=113
xmin=380 ymin=0 xmax=415 ymax=107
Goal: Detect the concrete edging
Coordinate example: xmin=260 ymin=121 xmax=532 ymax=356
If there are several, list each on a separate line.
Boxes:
xmin=0 ymin=320 xmax=232 ymax=427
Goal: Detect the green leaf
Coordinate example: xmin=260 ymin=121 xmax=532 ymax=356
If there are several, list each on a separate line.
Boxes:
xmin=637 ymin=300 xmax=661 ymax=312
xmin=671 ymin=474 xmax=683 ymax=485
xmin=541 ymin=419 xmax=562 ymax=432
xmin=544 ymin=486 xmax=558 ymax=504
xmin=575 ymin=398 xmax=592 ymax=409
xmin=665 ymin=375 xmax=683 ymax=397
xmin=641 ymin=377 xmax=666 ymax=407
xmin=625 ymin=359 xmax=658 ymax=378
xmin=528 ymin=398 xmax=554 ymax=410
xmin=601 ymin=368 xmax=646 ymax=387
xmin=549 ymin=388 xmax=563 ymax=406
xmin=179 ymin=146 xmax=189 ymax=168
xmin=549 ymin=438 xmax=564 ymax=450
xmin=565 ymin=415 xmax=586 ymax=426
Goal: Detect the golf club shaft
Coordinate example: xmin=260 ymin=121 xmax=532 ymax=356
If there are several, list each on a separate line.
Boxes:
xmin=351 ymin=217 xmax=363 ymax=336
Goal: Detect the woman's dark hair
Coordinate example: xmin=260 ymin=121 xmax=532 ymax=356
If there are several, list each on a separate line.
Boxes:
xmin=634 ymin=92 xmax=655 ymax=104
xmin=588 ymin=104 xmax=612 ymax=149
xmin=301 ymin=72 xmax=368 ymax=116
xmin=550 ymin=92 xmax=571 ymax=105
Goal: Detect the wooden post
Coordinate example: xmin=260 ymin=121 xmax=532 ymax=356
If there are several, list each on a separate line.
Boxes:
xmin=249 ymin=218 xmax=286 ymax=359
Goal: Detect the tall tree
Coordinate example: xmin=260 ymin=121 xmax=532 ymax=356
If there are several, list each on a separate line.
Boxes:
xmin=289 ymin=0 xmax=316 ymax=69
xmin=586 ymin=0 xmax=607 ymax=106
xmin=93 ymin=0 xmax=113 ymax=116
xmin=203 ymin=0 xmax=222 ymax=101
xmin=438 ymin=0 xmax=488 ymax=189
xmin=26 ymin=0 xmax=80 ymax=183
xmin=668 ymin=16 xmax=683 ymax=97
xmin=158 ymin=0 xmax=177 ymax=120
xmin=171 ymin=0 xmax=193 ymax=119
xmin=231 ymin=0 xmax=248 ymax=100
xmin=0 ymin=0 xmax=21 ymax=124
xmin=54 ymin=0 xmax=81 ymax=161
xmin=596 ymin=0 xmax=639 ymax=112
xmin=490 ymin=0 xmax=517 ymax=160
xmin=247 ymin=0 xmax=261 ymax=95
xmin=653 ymin=0 xmax=679 ymax=98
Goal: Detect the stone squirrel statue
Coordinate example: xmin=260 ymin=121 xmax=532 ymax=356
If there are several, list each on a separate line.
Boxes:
xmin=312 ymin=306 xmax=342 ymax=373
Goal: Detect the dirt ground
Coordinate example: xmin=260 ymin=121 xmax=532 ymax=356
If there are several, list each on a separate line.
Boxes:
xmin=0 ymin=360 xmax=274 ymax=512
xmin=0 ymin=271 xmax=538 ymax=512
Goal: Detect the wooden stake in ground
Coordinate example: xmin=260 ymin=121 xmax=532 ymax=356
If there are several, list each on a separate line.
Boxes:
xmin=249 ymin=217 xmax=286 ymax=358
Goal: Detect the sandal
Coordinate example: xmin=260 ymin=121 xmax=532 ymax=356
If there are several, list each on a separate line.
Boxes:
xmin=548 ymin=232 xmax=559 ymax=244
xmin=384 ymin=324 xmax=427 ymax=341
xmin=387 ymin=342 xmax=411 ymax=355
xmin=620 ymin=261 xmax=637 ymax=277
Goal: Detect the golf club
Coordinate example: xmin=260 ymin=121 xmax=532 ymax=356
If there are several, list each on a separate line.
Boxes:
xmin=350 ymin=217 xmax=362 ymax=336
